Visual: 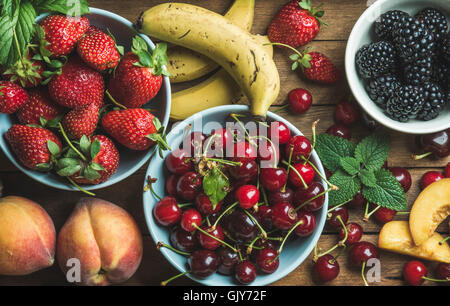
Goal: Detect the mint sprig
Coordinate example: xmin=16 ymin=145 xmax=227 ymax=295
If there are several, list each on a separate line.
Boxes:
xmin=315 ymin=133 xmax=355 ymax=172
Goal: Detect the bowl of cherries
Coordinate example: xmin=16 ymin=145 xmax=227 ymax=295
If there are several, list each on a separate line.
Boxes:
xmin=143 ymin=105 xmax=330 ymax=286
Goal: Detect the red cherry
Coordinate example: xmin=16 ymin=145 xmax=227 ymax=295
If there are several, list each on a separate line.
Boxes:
xmin=269 ymin=121 xmax=291 ymax=145
xmin=196 ymin=225 xmax=224 ymax=250
xmin=230 ymin=141 xmax=257 ymax=159
xmin=338 ymin=222 xmax=363 ymax=245
xmin=335 ymin=101 xmax=359 ymax=125
xmin=153 ymin=196 xmax=181 ymax=227
xmin=180 ymin=208 xmax=202 ymax=232
xmin=260 ymin=167 xmax=287 ymax=192
xmin=256 ymin=247 xmax=279 ymax=274
xmin=294 ymin=211 xmax=316 ymax=237
xmin=229 ymin=157 xmax=258 ymax=180
xmin=268 ymin=187 xmax=294 ymax=205
xmin=211 ymin=128 xmax=232 ymax=150
xmin=235 ymin=185 xmax=259 ymax=209
xmin=293 ymin=182 xmax=325 ymax=211
xmin=257 ymin=140 xmax=280 ymax=166
xmin=349 ymin=241 xmax=379 ymax=267
xmin=288 ymin=88 xmax=312 ymax=114
xmin=165 ymin=148 xmax=192 ymax=175
xmin=285 ymin=135 xmax=312 ymax=162
xmin=348 ymin=190 xmax=365 ymax=208
xmin=389 ymin=167 xmax=412 ymax=192
xmin=170 ymin=226 xmax=198 ymax=252
xmin=253 ymin=205 xmax=273 ymax=231
xmin=288 ymin=163 xmax=315 ymax=187
xmin=327 ymin=206 xmax=349 ymax=228
xmin=421 ymin=171 xmax=444 ymax=189
xmin=166 ymin=174 xmax=179 ymax=197
xmin=373 ymin=205 xmax=397 ymax=224
xmin=403 ymin=260 xmax=427 ymax=286
xmin=271 ymin=202 xmax=297 ymax=230
xmin=314 ymin=254 xmax=340 ymax=283
xmin=235 ymin=260 xmax=257 ymax=284
xmin=326 ymin=124 xmax=352 ymax=140
xmin=182 ymin=131 xmax=206 ymax=157
xmin=189 ymin=249 xmax=220 ymax=277
xmin=176 ymin=171 xmax=202 ymax=201
xmin=217 ymin=247 xmax=239 ymax=275
xmin=195 ymin=192 xmax=222 ymax=215
xmin=435 ymin=263 xmax=450 ymax=285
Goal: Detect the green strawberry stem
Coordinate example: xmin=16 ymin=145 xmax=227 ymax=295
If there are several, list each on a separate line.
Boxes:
xmin=105 ymin=90 xmax=127 ymax=110
xmin=58 ymin=123 xmax=87 ymax=162
xmin=156 ymin=241 xmax=190 ymax=256
xmin=67 ymin=177 xmax=95 ymax=196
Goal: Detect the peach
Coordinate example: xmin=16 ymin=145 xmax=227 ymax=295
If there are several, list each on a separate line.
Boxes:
xmin=0 ymin=196 xmax=55 ymax=275
xmin=57 ymin=198 xmax=143 ymax=285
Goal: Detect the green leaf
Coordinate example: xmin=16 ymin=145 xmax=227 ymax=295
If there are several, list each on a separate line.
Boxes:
xmin=315 ymin=133 xmax=355 ymax=173
xmin=359 ymin=169 xmax=377 ymax=187
xmin=33 ymin=0 xmax=90 ymax=16
xmin=328 ymin=170 xmax=361 ymax=207
xmin=355 ymin=132 xmax=390 ymax=171
xmin=289 ymin=54 xmax=300 ymax=61
xmin=47 ymin=140 xmax=60 ymax=155
xmin=362 ymin=169 xmax=407 ymax=211
xmin=36 ymin=163 xmax=52 ymax=171
xmin=0 ymin=2 xmax=19 ymax=67
xmin=291 ymin=61 xmax=299 ymax=71
xmin=79 ymin=135 xmax=90 ymax=155
xmin=90 ymin=162 xmax=105 ymax=171
xmin=340 ymin=156 xmax=360 ymax=176
xmin=90 ymin=139 xmax=101 ymax=159
xmin=83 ymin=167 xmax=100 ymax=181
xmin=65 ymin=148 xmax=80 ymax=159
xmin=57 ymin=157 xmax=79 ymax=169
xmin=203 ymin=167 xmax=229 ymax=209
xmin=57 ymin=164 xmax=81 ymax=177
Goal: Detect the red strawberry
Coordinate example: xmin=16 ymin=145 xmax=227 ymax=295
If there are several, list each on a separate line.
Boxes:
xmin=62 ymin=102 xmax=101 ymax=139
xmin=77 ymin=30 xmax=121 ymax=71
xmin=40 ymin=15 xmax=89 ymax=57
xmin=107 ymin=36 xmax=169 ymax=108
xmin=102 ymin=108 xmax=169 ymax=151
xmin=17 ymin=88 xmax=64 ymax=126
xmin=0 ymin=81 xmax=29 ymax=114
xmin=3 ymin=52 xmax=44 ymax=88
xmin=268 ymin=0 xmax=326 ymax=48
xmin=49 ymin=56 xmax=104 ymax=108
xmin=5 ymin=125 xmax=62 ymax=171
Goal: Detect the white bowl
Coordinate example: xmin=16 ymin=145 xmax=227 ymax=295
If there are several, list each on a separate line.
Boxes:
xmin=345 ymin=0 xmax=450 ymax=134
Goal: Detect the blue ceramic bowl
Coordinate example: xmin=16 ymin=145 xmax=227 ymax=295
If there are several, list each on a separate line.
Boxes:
xmin=0 ymin=8 xmax=171 ymax=191
xmin=143 ymin=105 xmax=328 ymax=286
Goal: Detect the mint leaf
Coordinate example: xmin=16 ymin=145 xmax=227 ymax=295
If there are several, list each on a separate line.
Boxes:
xmin=359 ymin=169 xmax=376 ymax=187
xmin=315 ymin=134 xmax=355 ymax=172
xmin=362 ymin=169 xmax=407 ymax=211
xmin=34 ymin=0 xmax=89 ymax=16
xmin=340 ymin=156 xmax=360 ymax=176
xmin=355 ymin=133 xmax=390 ymax=171
xmin=203 ymin=167 xmax=229 ymax=208
xmin=328 ymin=170 xmax=361 ymax=206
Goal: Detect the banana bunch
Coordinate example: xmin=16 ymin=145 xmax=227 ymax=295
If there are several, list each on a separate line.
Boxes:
xmin=137 ymin=1 xmax=280 ymax=119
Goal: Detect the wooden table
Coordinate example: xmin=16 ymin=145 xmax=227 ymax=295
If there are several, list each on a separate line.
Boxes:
xmin=0 ymin=0 xmax=447 ymax=286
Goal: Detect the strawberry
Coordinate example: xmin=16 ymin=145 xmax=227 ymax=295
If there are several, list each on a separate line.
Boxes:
xmin=56 ymin=135 xmax=119 ymax=185
xmin=40 ymin=15 xmax=89 ymax=57
xmin=107 ymin=36 xmax=169 ymax=108
xmin=62 ymin=102 xmax=101 ymax=139
xmin=5 ymin=125 xmax=62 ymax=171
xmin=0 ymin=81 xmax=29 ymax=114
xmin=268 ymin=0 xmax=326 ymax=48
xmin=3 ymin=51 xmax=44 ymax=88
xmin=102 ymin=108 xmax=170 ymax=151
xmin=17 ymin=88 xmax=64 ymax=126
xmin=49 ymin=56 xmax=104 ymax=108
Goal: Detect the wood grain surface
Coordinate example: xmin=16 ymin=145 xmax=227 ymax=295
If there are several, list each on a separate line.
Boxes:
xmin=0 ymin=0 xmax=448 ymax=286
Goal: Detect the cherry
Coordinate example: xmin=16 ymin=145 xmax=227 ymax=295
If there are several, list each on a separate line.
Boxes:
xmin=349 ymin=241 xmax=379 ymax=267
xmin=285 ymin=135 xmax=312 ymax=162
xmin=229 ymin=157 xmax=258 ymax=180
xmin=170 ymin=226 xmax=197 ymax=252
xmin=180 ymin=208 xmax=202 ymax=232
xmin=166 ymin=174 xmax=179 ymax=197
xmin=211 ymin=128 xmax=232 ymax=151
xmin=235 ymin=260 xmax=257 ymax=284
xmin=230 ymin=141 xmax=256 ymax=159
xmin=176 ymin=171 xmax=202 ymax=201
xmin=403 ymin=260 xmax=427 ymax=286
xmin=195 ymin=192 xmax=222 ymax=215
xmin=165 ymin=149 xmax=192 ymax=175
xmin=414 ymin=129 xmax=450 ymax=159
xmin=361 ymin=111 xmax=379 ymax=130
xmin=293 ymin=181 xmax=325 ymax=211
xmin=226 ymin=210 xmax=257 ymax=242
xmin=269 ymin=121 xmax=291 ymax=145
xmin=373 ymin=205 xmax=397 ymax=224
xmin=189 ymin=249 xmax=220 ymax=278
xmin=389 ymin=167 xmax=412 ymax=192
xmin=421 ymin=171 xmax=444 ymax=189
xmin=326 ymin=124 xmax=352 ymax=140
xmin=217 ymin=247 xmax=239 ymax=275
xmin=235 ymin=185 xmax=259 ymax=209
xmin=182 ymin=131 xmax=206 ymax=157
xmin=153 ymin=196 xmax=181 ymax=227
xmin=338 ymin=222 xmax=363 ymax=245
xmin=294 ymin=211 xmax=316 ymax=237
xmin=257 ymin=140 xmax=280 ymax=166
xmin=435 ymin=263 xmax=450 ymax=285
xmin=271 ymin=202 xmax=297 ymax=230
xmin=335 ymin=101 xmax=359 ymax=125
xmin=253 ymin=205 xmax=273 ymax=231
xmin=327 ymin=206 xmax=349 ymax=228
xmin=348 ymin=190 xmax=365 ymax=208
xmin=288 ymin=163 xmax=315 ymax=188
xmin=314 ymin=254 xmax=340 ymax=283
xmin=287 ymin=88 xmax=313 ymax=114
xmin=196 ymin=225 xmax=225 ymax=251
xmin=260 ymin=167 xmax=287 ymax=192
xmin=256 ymin=247 xmax=279 ymax=274
xmin=445 ymin=163 xmax=450 ymax=178
xmin=268 ymin=187 xmax=294 ymax=205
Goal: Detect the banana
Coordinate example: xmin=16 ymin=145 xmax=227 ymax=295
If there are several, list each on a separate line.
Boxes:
xmin=137 ymin=3 xmax=280 ymax=118
xmin=170 ymin=35 xmax=273 ymax=120
xmin=167 ymin=0 xmax=255 ymax=83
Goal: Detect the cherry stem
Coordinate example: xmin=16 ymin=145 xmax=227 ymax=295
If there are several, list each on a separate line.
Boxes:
xmin=230 ymin=113 xmax=252 ymax=142
xmin=294 ymin=187 xmax=333 ymax=212
xmin=281 ymin=160 xmax=308 ymax=189
xmin=144 ymin=176 xmax=162 ymax=200
xmin=206 ymin=157 xmax=241 ymax=167
xmin=243 ymin=209 xmax=267 ymax=239
xmin=202 ymin=134 xmax=216 ymax=157
xmin=327 ymin=199 xmax=351 ymax=213
xmin=301 ymin=156 xmax=338 ymax=190
xmin=161 ymin=270 xmax=190 ymax=286
xmin=212 ymin=202 xmax=238 ymax=230
xmin=178 ymin=203 xmax=193 ymax=208
xmin=314 ymin=216 xmax=346 ymax=261
xmin=364 ymin=204 xmax=380 ymax=222
xmin=251 ymin=135 xmax=278 ymax=168
xmin=256 ymin=165 xmax=260 ymax=189
xmin=105 ymin=90 xmax=127 ymax=110
xmin=157 ymin=242 xmax=190 ymax=256
xmin=193 ymin=224 xmax=237 ymax=252
xmin=337 ymin=216 xmax=348 ymax=246
xmin=276 ymin=219 xmax=304 ymax=258
xmin=412 ymin=152 xmax=432 ymax=160
xmin=67 ymin=177 xmax=95 ymax=196
xmin=439 ymin=236 xmax=450 ymax=245
xmin=422 ymin=276 xmax=450 ymax=283
xmin=396 ymin=211 xmax=410 ymax=215
xmin=270 ymin=104 xmax=289 ymax=113
xmin=58 ymin=123 xmax=87 ymax=162
xmin=264 ymin=42 xmax=304 ymax=59
xmin=361 ymin=261 xmax=369 ymax=286
xmin=282 ymin=146 xmax=294 ymax=192
xmin=310 ymin=120 xmax=319 ymax=155
xmin=261 ymin=184 xmax=269 ymax=206
xmin=247 ymin=236 xmax=261 ymax=255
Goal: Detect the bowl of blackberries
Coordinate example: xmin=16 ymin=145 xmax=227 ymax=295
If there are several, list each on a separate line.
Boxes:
xmin=345 ymin=0 xmax=450 ymax=134
xmin=143 ymin=105 xmax=329 ymax=286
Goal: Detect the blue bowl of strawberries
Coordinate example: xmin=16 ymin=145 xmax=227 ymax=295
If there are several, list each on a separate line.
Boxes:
xmin=143 ymin=105 xmax=329 ymax=286
xmin=0 ymin=7 xmax=171 ymax=192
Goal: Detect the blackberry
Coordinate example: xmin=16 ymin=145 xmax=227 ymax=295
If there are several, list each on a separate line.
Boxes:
xmin=365 ymin=73 xmax=401 ymax=109
xmin=386 ymin=85 xmax=424 ymax=122
xmin=415 ymin=8 xmax=448 ymax=42
xmin=392 ymin=16 xmax=436 ymax=63
xmin=404 ymin=57 xmax=433 ymax=86
xmin=355 ymin=41 xmax=397 ymax=78
xmin=440 ymin=32 xmax=450 ymax=63
xmin=416 ymin=82 xmax=446 ymax=121
xmin=431 ymin=61 xmax=449 ymax=92
xmin=374 ymin=10 xmax=409 ymax=40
